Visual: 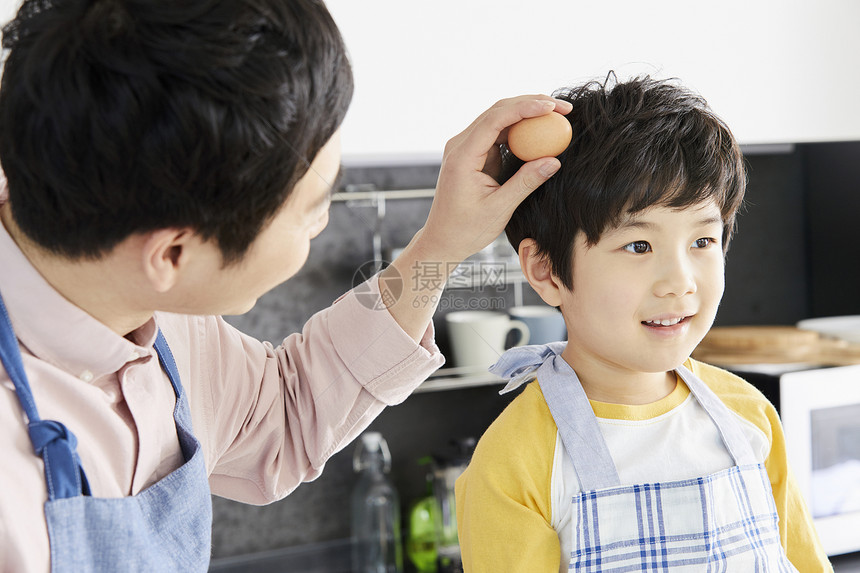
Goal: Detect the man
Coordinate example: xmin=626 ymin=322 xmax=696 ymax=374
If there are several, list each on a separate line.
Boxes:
xmin=0 ymin=0 xmax=569 ymax=570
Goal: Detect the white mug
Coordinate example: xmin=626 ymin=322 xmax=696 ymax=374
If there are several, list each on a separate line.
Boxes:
xmin=445 ymin=311 xmax=530 ymax=370
xmin=508 ymin=305 xmax=567 ymax=345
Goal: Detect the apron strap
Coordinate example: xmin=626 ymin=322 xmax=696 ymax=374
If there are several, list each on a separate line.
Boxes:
xmin=154 ymin=330 xmax=183 ymax=399
xmin=0 ymin=291 xmax=38 ymax=420
xmin=0 ymin=289 xmax=189 ymax=502
xmin=537 ymin=356 xmax=622 ymax=490
xmin=676 ymin=365 xmax=758 ymax=466
xmin=153 ymin=329 xmax=199 ymax=462
xmin=539 ymin=357 xmax=760 ymax=492
xmin=0 ymin=292 xmax=90 ymax=499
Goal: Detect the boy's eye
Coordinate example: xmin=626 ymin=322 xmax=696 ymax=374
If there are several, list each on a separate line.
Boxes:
xmin=623 ymin=241 xmax=651 ymax=254
xmin=692 ymin=237 xmax=717 ymax=249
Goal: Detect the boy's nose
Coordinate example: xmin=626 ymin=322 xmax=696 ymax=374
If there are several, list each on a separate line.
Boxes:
xmin=653 ymin=254 xmax=697 ymax=298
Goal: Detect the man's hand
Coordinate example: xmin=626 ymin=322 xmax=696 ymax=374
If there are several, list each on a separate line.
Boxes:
xmin=415 ymin=95 xmax=572 ymax=265
xmin=382 ymin=95 xmax=571 ymax=342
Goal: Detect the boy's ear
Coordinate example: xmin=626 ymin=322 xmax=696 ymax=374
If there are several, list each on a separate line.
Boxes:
xmin=140 ymin=228 xmax=196 ymax=293
xmin=518 ymin=238 xmax=564 ymax=307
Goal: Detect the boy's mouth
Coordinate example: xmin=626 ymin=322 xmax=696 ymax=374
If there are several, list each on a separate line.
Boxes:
xmin=642 ymin=316 xmax=691 ymax=327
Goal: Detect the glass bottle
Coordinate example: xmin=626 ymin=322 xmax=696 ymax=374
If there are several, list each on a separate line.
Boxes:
xmin=431 ymin=438 xmax=475 ymax=573
xmin=351 ymin=432 xmax=403 ymax=573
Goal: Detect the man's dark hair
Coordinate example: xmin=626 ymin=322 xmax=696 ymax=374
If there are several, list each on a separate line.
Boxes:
xmin=0 ymin=0 xmax=353 ymax=263
xmin=504 ymin=74 xmax=746 ymax=289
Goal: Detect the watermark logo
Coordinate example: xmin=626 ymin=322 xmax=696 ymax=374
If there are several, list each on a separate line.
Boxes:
xmin=423 ymin=295 xmax=507 ymax=311
xmin=351 ymin=260 xmax=403 ymax=311
xmin=351 ymin=259 xmax=511 ymax=311
xmin=410 ymin=261 xmax=509 ymax=292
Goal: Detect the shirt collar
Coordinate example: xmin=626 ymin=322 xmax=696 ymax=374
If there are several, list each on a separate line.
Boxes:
xmin=0 ymin=198 xmax=156 ymax=382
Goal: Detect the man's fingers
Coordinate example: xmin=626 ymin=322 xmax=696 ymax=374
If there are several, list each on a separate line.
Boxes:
xmin=505 ymin=157 xmax=560 ymax=199
xmin=458 ymin=97 xmax=565 ymax=162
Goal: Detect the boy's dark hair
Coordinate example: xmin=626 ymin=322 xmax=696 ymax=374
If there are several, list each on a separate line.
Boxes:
xmin=504 ymin=74 xmax=746 ymax=290
xmin=0 ymin=0 xmax=353 ymax=263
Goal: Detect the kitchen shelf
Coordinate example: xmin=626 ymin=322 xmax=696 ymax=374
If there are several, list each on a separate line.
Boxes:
xmin=332 ymin=187 xmax=435 ymax=201
xmin=445 ymin=261 xmax=525 ymax=289
xmin=415 ymin=366 xmax=507 ymax=393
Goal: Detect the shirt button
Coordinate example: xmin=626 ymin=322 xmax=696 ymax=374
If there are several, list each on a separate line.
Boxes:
xmin=79 ymin=370 xmax=94 ymax=382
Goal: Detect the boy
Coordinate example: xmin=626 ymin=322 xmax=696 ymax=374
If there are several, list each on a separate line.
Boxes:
xmin=455 ymin=76 xmax=831 ymax=572
xmin=0 ymin=0 xmax=570 ymax=569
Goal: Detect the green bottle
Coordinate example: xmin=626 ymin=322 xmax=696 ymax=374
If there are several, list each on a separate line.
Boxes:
xmin=406 ymin=458 xmax=437 ymax=573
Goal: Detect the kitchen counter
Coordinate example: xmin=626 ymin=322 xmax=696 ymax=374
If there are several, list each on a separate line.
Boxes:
xmin=209 ymin=540 xmax=860 ymax=572
xmin=209 ymin=538 xmax=350 ymax=573
xmin=834 ymin=552 xmax=860 ymax=572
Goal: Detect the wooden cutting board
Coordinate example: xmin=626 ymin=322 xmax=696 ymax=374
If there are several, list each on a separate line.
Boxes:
xmin=692 ymin=326 xmax=860 ymax=366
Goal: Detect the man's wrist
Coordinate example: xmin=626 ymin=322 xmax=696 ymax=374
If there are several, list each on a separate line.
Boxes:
xmin=404 ymin=227 xmax=465 ymax=272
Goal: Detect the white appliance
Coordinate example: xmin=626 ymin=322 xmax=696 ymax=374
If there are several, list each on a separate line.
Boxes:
xmin=780 ymin=365 xmax=860 ymax=556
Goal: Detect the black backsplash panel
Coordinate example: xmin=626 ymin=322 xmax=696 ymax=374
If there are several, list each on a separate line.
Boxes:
xmin=802 ymin=141 xmax=860 ymax=317
xmin=717 ymin=149 xmax=809 ymax=326
xmin=212 ymin=143 xmax=857 ymax=559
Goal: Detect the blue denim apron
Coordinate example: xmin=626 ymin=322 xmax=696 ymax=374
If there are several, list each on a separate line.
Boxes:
xmin=0 ymin=292 xmax=212 ymax=572
xmin=492 ymin=344 xmax=798 ymax=572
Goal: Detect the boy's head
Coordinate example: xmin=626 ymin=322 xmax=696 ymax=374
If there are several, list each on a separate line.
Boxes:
xmin=504 ymin=74 xmax=746 ymax=290
xmin=0 ymin=0 xmax=353 ymax=264
xmin=503 ymin=75 xmax=747 ymax=377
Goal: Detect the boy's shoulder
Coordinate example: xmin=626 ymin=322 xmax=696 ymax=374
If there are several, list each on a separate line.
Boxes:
xmin=471 ymin=380 xmax=558 ymax=470
xmin=462 ymin=380 xmax=558 ymax=520
xmin=485 ymin=379 xmax=556 ymax=438
xmin=685 ymin=358 xmax=780 ymax=438
xmin=685 ymin=357 xmax=769 ymax=400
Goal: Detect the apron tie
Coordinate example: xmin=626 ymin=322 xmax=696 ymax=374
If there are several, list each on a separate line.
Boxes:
xmin=27 ymin=419 xmax=90 ymax=499
xmin=489 ymin=341 xmax=567 ymax=394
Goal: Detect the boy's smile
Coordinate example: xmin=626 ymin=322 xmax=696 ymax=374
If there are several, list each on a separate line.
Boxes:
xmin=642 ymin=315 xmax=693 ymax=335
xmin=556 ymin=200 xmax=725 ymax=404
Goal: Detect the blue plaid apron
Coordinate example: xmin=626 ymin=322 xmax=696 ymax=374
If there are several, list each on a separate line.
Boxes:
xmin=0 ymin=291 xmax=212 ymax=572
xmin=492 ymin=344 xmax=798 ymax=572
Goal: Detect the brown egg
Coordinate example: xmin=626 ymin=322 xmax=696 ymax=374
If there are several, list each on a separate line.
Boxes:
xmin=507 ymin=112 xmax=573 ymax=161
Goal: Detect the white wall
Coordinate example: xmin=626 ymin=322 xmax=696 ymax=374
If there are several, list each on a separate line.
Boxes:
xmin=0 ymin=0 xmax=16 ymax=28
xmin=2 ymin=0 xmax=858 ymax=164
xmin=327 ymin=0 xmax=860 ymax=164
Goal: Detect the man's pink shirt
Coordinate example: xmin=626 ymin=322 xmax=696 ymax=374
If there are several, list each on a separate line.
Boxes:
xmin=0 ymin=182 xmax=444 ymax=571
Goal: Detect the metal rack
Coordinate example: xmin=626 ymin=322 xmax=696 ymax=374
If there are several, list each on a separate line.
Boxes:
xmin=333 ymin=186 xmax=530 ymax=392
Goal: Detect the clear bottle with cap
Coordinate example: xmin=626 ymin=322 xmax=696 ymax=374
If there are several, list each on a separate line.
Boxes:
xmin=351 ymin=432 xmax=403 ymax=573
xmin=432 ymin=437 xmax=475 ymax=573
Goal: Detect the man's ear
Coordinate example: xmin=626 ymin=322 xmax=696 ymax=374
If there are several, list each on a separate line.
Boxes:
xmin=518 ymin=238 xmax=564 ymax=307
xmin=140 ymin=228 xmax=195 ymax=293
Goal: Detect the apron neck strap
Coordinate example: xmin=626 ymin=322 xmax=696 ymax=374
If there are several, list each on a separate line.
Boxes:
xmin=0 ymin=290 xmax=186 ymax=499
xmin=537 ymin=356 xmax=622 ymax=490
xmin=538 ymin=358 xmax=759 ymax=491
xmin=154 ymin=330 xmax=183 ymax=399
xmin=0 ymin=290 xmax=40 ymax=423
xmin=0 ymin=290 xmax=91 ymax=498
xmin=676 ymin=365 xmax=757 ymax=466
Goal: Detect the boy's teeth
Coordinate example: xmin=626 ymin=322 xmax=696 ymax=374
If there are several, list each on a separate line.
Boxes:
xmin=647 ymin=317 xmax=683 ymax=326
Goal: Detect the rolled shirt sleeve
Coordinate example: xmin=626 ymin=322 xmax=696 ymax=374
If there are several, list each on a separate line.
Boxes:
xmin=160 ymin=274 xmax=445 ymax=504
